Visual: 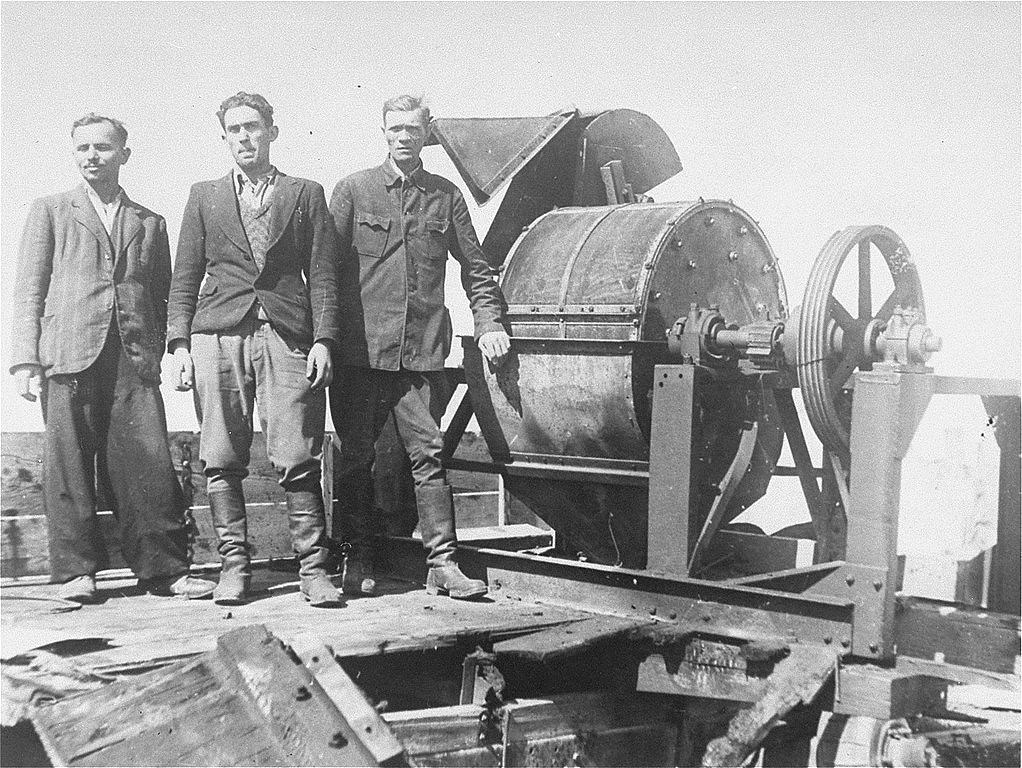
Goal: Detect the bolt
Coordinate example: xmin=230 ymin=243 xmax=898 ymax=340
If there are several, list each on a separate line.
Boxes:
xmin=869 ymin=643 xmax=879 ymax=654
xmin=841 ymin=638 xmax=850 ymax=648
xmin=705 ymin=216 xmax=715 ymax=226
xmin=651 ymin=291 xmax=662 ymax=300
xmin=728 ymin=250 xmax=738 ymax=262
xmin=762 ymin=262 xmax=775 ymax=273
xmin=649 ymin=607 xmax=657 ymax=616
xmin=295 ymin=685 xmax=312 ymax=701
xmin=328 ymin=732 xmax=349 ymax=749
xmin=669 ymin=611 xmax=678 ymax=620
xmin=739 ymin=225 xmax=749 ymax=235
xmin=823 ymin=636 xmax=833 ymax=645
xmin=687 ymin=260 xmax=697 ymax=269
xmin=845 ymin=574 xmax=856 ymax=586
xmin=873 ymin=580 xmax=883 ymax=591
xmin=702 ymin=614 xmax=712 ymax=622
xmin=675 ymin=239 xmax=684 ymax=248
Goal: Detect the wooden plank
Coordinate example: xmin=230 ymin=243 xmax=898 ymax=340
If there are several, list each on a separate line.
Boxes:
xmin=289 ymin=634 xmax=405 ymax=765
xmin=895 ymin=596 xmax=1021 ymax=675
xmin=31 ymin=625 xmax=393 ymax=767
xmin=492 ymin=615 xmax=644 ymax=663
xmin=702 ymin=645 xmax=839 ymax=767
xmin=832 ymin=666 xmax=952 ymax=719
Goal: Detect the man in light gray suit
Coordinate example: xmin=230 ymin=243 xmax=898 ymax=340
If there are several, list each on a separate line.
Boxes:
xmin=9 ymin=113 xmax=215 ymax=603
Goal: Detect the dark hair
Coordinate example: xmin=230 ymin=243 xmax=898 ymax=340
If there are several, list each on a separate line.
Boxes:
xmin=217 ymin=92 xmax=274 ymax=128
xmin=382 ymin=94 xmax=430 ymax=127
xmin=71 ymin=113 xmax=128 ymax=146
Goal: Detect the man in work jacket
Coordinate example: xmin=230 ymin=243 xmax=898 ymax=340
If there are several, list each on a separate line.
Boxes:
xmin=329 ymin=94 xmax=510 ymax=600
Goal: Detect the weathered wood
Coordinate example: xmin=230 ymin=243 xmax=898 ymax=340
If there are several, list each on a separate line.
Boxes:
xmin=831 ymin=666 xmax=951 ymax=719
xmin=895 ymin=596 xmax=1021 ymax=675
xmin=31 ymin=625 xmax=397 ymax=767
xmin=911 ymin=726 xmax=1021 ymax=767
xmin=701 ymin=645 xmax=838 ymax=767
xmin=492 ymin=615 xmax=644 ymax=663
xmin=289 ymin=634 xmax=405 ymax=765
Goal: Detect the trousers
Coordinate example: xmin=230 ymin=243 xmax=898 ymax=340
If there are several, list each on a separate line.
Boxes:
xmin=191 ymin=316 xmax=325 ymax=492
xmin=42 ymin=329 xmax=189 ymax=582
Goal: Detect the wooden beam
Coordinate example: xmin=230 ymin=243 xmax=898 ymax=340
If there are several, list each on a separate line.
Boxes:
xmin=492 ymin=615 xmax=645 ymax=663
xmin=895 ymin=596 xmax=1021 ymax=675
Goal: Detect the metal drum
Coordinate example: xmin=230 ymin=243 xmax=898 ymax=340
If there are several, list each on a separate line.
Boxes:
xmin=464 ymin=201 xmax=788 ymax=566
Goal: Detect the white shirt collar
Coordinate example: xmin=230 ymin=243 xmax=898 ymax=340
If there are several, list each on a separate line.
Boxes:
xmin=85 ymin=185 xmax=124 ymax=234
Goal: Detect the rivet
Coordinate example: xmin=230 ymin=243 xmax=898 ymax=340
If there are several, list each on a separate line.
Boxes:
xmin=674 ymin=239 xmax=684 ymax=248
xmin=728 ymin=250 xmax=738 ymax=262
xmin=841 ymin=638 xmax=851 ymax=648
xmin=705 ymin=216 xmax=715 ymax=226
xmin=702 ymin=614 xmax=711 ymax=622
xmin=687 ymin=260 xmax=697 ymax=270
xmin=823 ymin=636 xmax=833 ymax=645
xmin=669 ymin=611 xmax=678 ymax=620
xmin=869 ymin=643 xmax=879 ymax=653
xmin=739 ymin=226 xmax=748 ymax=235
xmin=295 ymin=685 xmax=312 ymax=701
xmin=762 ymin=262 xmax=775 ymax=273
xmin=845 ymin=574 xmax=855 ymax=586
xmin=873 ymin=580 xmax=883 ymax=591
xmin=651 ymin=291 xmax=662 ymax=300
xmin=649 ymin=607 xmax=657 ymax=616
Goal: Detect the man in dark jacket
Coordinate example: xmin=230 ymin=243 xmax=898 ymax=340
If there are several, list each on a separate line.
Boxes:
xmin=329 ymin=94 xmax=510 ymax=600
xmin=168 ymin=92 xmax=342 ymax=606
xmin=9 ymin=113 xmax=215 ymax=602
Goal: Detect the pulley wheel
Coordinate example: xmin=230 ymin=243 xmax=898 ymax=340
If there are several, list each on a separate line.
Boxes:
xmin=797 ymin=225 xmax=924 ymax=455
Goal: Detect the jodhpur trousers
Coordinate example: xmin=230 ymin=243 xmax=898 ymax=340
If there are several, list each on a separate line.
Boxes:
xmin=191 ymin=317 xmax=325 ymax=494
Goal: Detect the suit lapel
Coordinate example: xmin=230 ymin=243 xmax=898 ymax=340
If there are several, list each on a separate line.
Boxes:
xmin=212 ymin=173 xmax=252 ymax=256
xmin=71 ymin=185 xmax=114 ymax=260
xmin=115 ymin=194 xmax=145 ymax=263
xmin=266 ymin=174 xmax=300 ymax=254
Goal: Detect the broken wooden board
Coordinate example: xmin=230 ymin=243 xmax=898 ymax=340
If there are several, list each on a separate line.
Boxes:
xmin=30 ymin=624 xmax=404 ymax=767
xmin=492 ymin=615 xmax=646 ymax=663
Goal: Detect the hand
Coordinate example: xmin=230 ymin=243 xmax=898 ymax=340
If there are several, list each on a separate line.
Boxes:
xmin=173 ymin=345 xmax=195 ymax=391
xmin=305 ymin=342 xmax=333 ymax=390
xmin=478 ymin=330 xmax=511 ymax=367
xmin=13 ymin=365 xmax=42 ymax=402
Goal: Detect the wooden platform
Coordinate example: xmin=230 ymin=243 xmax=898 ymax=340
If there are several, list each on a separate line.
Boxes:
xmin=0 ymin=566 xmax=588 ymax=674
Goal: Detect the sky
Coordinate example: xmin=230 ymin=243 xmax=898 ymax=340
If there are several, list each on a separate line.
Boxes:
xmin=1 ymin=1 xmax=1019 ymax=436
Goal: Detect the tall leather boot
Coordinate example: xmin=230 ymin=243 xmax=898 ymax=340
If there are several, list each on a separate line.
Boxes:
xmin=286 ymin=487 xmax=341 ymax=607
xmin=417 ymin=483 xmax=487 ymax=600
xmin=338 ymin=479 xmax=378 ymax=596
xmin=209 ymin=481 xmax=250 ymax=605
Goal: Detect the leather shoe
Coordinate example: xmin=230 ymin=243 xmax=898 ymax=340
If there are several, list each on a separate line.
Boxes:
xmin=425 ymin=563 xmax=488 ymax=600
xmin=300 ymin=574 xmax=342 ymax=607
xmin=57 ymin=575 xmax=97 ymax=603
xmin=145 ymin=574 xmax=216 ymax=600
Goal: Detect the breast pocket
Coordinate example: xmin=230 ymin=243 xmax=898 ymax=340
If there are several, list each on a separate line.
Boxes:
xmin=355 ymin=211 xmax=391 ymax=258
xmin=425 ymin=219 xmax=449 ymax=261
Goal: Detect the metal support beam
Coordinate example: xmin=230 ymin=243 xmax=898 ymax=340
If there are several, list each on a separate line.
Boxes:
xmin=647 ymin=363 xmax=698 ymax=575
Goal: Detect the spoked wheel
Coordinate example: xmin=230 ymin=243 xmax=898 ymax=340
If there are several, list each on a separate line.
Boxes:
xmin=797 ymin=225 xmax=924 ymax=456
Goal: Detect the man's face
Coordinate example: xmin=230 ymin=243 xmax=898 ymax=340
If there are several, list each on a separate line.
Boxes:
xmin=383 ymin=109 xmax=429 ymax=167
xmin=72 ymin=122 xmax=130 ymax=185
xmin=222 ymin=105 xmax=277 ymax=171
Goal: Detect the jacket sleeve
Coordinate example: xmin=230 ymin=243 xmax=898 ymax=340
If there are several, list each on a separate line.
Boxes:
xmin=306 ymin=181 xmax=341 ymax=346
xmin=9 ymin=198 xmax=54 ymax=372
xmin=448 ymin=186 xmax=506 ymax=339
xmin=166 ymin=184 xmax=207 ymax=349
xmin=328 ymin=177 xmax=367 ymax=363
xmin=149 ymin=216 xmax=172 ymax=351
